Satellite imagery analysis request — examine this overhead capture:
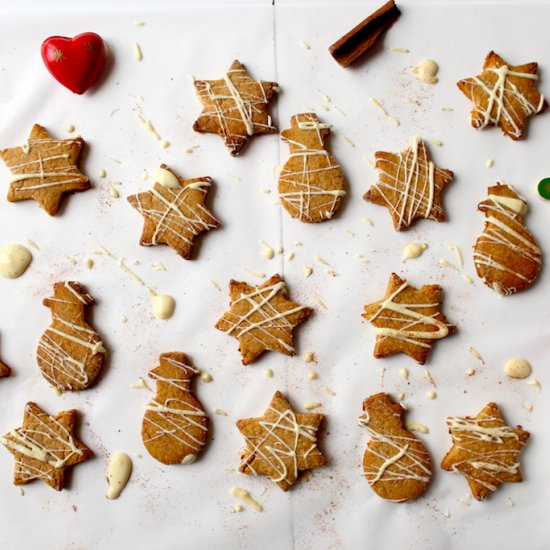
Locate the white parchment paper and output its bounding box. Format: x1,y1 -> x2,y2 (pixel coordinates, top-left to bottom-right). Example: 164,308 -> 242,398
0,3 -> 549,549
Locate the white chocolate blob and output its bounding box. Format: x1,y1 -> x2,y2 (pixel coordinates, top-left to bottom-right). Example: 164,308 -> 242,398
504,358 -> 532,379
0,244 -> 32,278
153,294 -> 176,320
106,452 -> 132,499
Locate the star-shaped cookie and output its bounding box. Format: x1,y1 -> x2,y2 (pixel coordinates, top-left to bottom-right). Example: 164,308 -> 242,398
0,360 -> 9,378
215,274 -> 312,365
0,124 -> 90,215
458,51 -> 547,140
193,60 -> 278,156
127,164 -> 219,260
236,391 -> 326,491
363,137 -> 453,231
441,403 -> 530,501
362,273 -> 456,365
0,402 -> 93,491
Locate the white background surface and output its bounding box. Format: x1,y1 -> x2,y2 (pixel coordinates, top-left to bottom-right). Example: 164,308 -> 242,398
0,2 -> 549,549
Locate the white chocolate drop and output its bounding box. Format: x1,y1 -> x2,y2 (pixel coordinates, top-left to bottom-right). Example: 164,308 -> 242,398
0,244 -> 32,278
153,294 -> 175,320
412,59 -> 439,84
401,242 -> 428,262
399,368 -> 409,380
406,422 -> 429,434
231,487 -> 263,512
106,452 -> 132,499
504,358 -> 532,379
154,167 -> 181,189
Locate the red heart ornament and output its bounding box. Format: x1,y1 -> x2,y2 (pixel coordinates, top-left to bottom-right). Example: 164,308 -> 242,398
41,32 -> 106,95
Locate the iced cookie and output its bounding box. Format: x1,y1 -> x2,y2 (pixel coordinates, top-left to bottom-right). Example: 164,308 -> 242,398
142,352 -> 208,465
473,183 -> 541,295
457,51 -> 547,140
363,137 -> 453,230
279,113 -> 346,222
359,393 -> 432,502
37,281 -> 106,391
362,273 -> 455,364
215,274 -> 312,365
236,390 -> 325,491
0,402 -> 92,491
193,60 -> 278,156
441,402 -> 530,501
0,359 -> 10,378
127,165 -> 220,260
0,124 -> 90,215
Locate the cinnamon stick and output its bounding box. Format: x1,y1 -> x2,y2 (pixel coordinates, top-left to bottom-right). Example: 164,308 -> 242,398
329,0 -> 401,67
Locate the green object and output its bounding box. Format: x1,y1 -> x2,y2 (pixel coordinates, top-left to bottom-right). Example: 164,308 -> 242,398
537,177 -> 550,200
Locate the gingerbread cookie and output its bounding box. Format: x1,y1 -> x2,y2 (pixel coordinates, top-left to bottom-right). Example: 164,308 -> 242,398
278,113 -> 346,222
363,137 -> 453,230
193,60 -> 278,156
236,391 -> 325,491
142,352 -> 208,465
457,51 -> 547,140
0,402 -> 92,491
441,402 -> 530,501
37,282 -> 106,391
0,360 -> 10,378
362,273 -> 455,364
0,124 -> 89,215
127,165 -> 219,260
473,183 -> 541,295
359,393 -> 432,502
215,274 -> 312,365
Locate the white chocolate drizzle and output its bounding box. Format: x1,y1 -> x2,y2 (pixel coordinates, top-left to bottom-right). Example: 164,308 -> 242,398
106,452 -> 132,499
